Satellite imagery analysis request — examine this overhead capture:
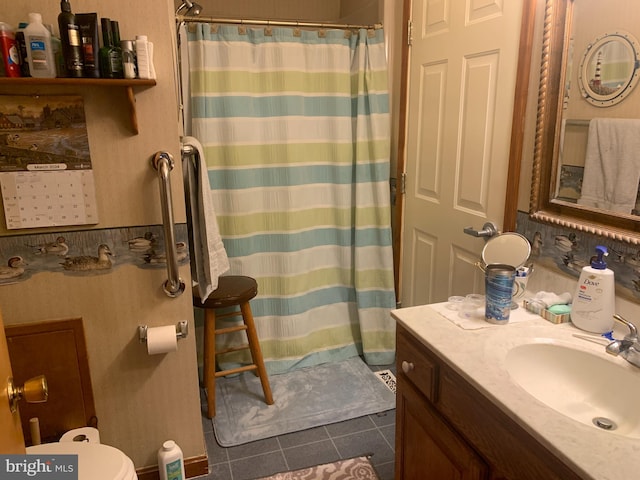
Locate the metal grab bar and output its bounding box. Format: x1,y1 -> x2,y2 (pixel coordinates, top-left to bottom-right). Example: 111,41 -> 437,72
151,151 -> 186,298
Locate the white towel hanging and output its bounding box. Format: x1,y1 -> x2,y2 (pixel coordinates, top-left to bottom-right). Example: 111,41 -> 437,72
578,118 -> 640,214
182,136 -> 230,301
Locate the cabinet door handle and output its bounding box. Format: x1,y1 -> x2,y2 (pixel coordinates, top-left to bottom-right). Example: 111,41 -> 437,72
402,360 -> 414,373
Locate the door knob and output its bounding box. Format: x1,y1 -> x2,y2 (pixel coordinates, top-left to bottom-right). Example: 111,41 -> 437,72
463,222 -> 499,240
6,375 -> 48,413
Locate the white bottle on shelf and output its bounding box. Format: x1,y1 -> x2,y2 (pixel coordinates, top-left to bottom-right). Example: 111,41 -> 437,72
135,34 -> 150,79
24,12 -> 56,78
147,41 -> 156,79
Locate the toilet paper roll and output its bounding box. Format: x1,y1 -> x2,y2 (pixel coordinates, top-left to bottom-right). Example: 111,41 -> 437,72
60,427 -> 101,444
146,325 -> 178,355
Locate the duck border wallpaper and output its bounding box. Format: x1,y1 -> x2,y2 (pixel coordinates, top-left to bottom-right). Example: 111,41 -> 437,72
0,224 -> 188,285
516,211 -> 640,302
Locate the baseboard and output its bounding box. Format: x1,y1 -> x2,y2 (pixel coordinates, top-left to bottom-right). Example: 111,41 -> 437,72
136,454 -> 208,480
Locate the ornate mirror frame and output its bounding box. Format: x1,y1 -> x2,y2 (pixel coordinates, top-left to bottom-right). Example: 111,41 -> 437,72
528,0 -> 640,245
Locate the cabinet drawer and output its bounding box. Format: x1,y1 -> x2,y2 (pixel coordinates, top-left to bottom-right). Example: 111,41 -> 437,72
397,326 -> 438,401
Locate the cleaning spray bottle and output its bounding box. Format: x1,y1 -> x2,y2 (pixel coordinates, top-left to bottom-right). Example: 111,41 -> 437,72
571,245 -> 615,333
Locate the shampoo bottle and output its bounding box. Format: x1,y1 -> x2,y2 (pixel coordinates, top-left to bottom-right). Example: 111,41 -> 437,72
24,13 -> 56,78
15,23 -> 30,77
571,245 -> 615,333
158,440 -> 185,480
76,13 -> 100,78
57,0 -> 83,77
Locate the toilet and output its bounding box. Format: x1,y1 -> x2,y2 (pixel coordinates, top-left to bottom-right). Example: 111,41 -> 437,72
26,440 -> 137,480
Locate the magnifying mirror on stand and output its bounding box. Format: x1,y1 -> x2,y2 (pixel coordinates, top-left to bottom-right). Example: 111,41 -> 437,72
480,232 -> 532,309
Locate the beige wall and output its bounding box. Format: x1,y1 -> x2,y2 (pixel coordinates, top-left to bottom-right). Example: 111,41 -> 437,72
0,0 -> 204,471
176,0 -> 342,22
173,0 -> 383,25
340,0 -> 382,24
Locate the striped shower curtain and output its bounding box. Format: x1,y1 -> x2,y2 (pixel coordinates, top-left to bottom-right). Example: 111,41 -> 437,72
186,23 -> 396,374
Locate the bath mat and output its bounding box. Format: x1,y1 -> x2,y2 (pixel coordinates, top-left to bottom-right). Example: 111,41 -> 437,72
256,455 -> 380,480
212,357 -> 396,447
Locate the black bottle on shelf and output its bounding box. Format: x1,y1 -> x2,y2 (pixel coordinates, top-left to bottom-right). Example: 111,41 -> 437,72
57,0 -> 83,77
15,23 -> 30,77
76,13 -> 100,78
110,20 -> 124,79
98,18 -> 123,79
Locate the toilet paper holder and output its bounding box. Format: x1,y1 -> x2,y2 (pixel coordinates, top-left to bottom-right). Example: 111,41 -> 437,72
138,321 -> 188,343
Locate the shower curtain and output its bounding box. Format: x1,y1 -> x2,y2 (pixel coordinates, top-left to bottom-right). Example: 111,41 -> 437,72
186,23 -> 396,374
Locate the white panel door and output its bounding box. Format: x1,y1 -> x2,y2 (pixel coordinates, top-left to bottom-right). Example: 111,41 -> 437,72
401,0 -> 524,306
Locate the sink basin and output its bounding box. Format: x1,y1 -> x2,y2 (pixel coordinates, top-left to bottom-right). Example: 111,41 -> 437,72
506,341 -> 640,437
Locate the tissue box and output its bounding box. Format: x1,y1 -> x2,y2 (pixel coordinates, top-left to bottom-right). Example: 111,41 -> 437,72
523,300 -> 571,324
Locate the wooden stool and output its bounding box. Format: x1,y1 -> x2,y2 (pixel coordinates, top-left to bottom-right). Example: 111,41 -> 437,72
193,275 -> 274,418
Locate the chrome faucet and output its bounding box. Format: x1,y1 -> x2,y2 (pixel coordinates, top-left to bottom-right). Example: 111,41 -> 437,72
606,315 -> 640,367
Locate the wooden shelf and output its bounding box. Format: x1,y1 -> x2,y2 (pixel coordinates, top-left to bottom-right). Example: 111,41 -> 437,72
0,77 -> 157,135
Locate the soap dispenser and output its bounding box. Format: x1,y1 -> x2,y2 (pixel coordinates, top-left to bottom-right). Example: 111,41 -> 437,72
571,245 -> 615,333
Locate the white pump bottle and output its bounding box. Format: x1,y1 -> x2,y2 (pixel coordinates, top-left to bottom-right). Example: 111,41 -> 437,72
571,245 -> 615,333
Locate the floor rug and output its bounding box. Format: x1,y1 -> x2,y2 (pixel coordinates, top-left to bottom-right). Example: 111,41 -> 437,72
255,456 -> 380,480
212,357 -> 396,447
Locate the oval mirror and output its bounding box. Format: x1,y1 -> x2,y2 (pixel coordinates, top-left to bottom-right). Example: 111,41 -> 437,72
482,232 -> 531,268
578,31 -> 640,107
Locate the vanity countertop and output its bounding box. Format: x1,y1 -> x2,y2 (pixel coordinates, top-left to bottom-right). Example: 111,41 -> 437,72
392,304 -> 640,480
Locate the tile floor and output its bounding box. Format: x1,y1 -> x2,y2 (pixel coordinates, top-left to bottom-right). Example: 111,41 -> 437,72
197,365 -> 396,480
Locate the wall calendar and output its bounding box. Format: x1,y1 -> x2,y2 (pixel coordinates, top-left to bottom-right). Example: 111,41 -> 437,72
0,94 -> 98,229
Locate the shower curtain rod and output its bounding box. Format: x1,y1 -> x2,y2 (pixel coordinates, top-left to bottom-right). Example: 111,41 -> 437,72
176,14 -> 382,31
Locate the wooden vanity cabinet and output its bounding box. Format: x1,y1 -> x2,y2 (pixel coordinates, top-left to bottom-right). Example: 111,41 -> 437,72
395,324 -> 584,480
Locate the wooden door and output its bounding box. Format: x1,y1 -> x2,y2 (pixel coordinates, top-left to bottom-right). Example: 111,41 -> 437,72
400,0 -> 525,306
0,309 -> 26,454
